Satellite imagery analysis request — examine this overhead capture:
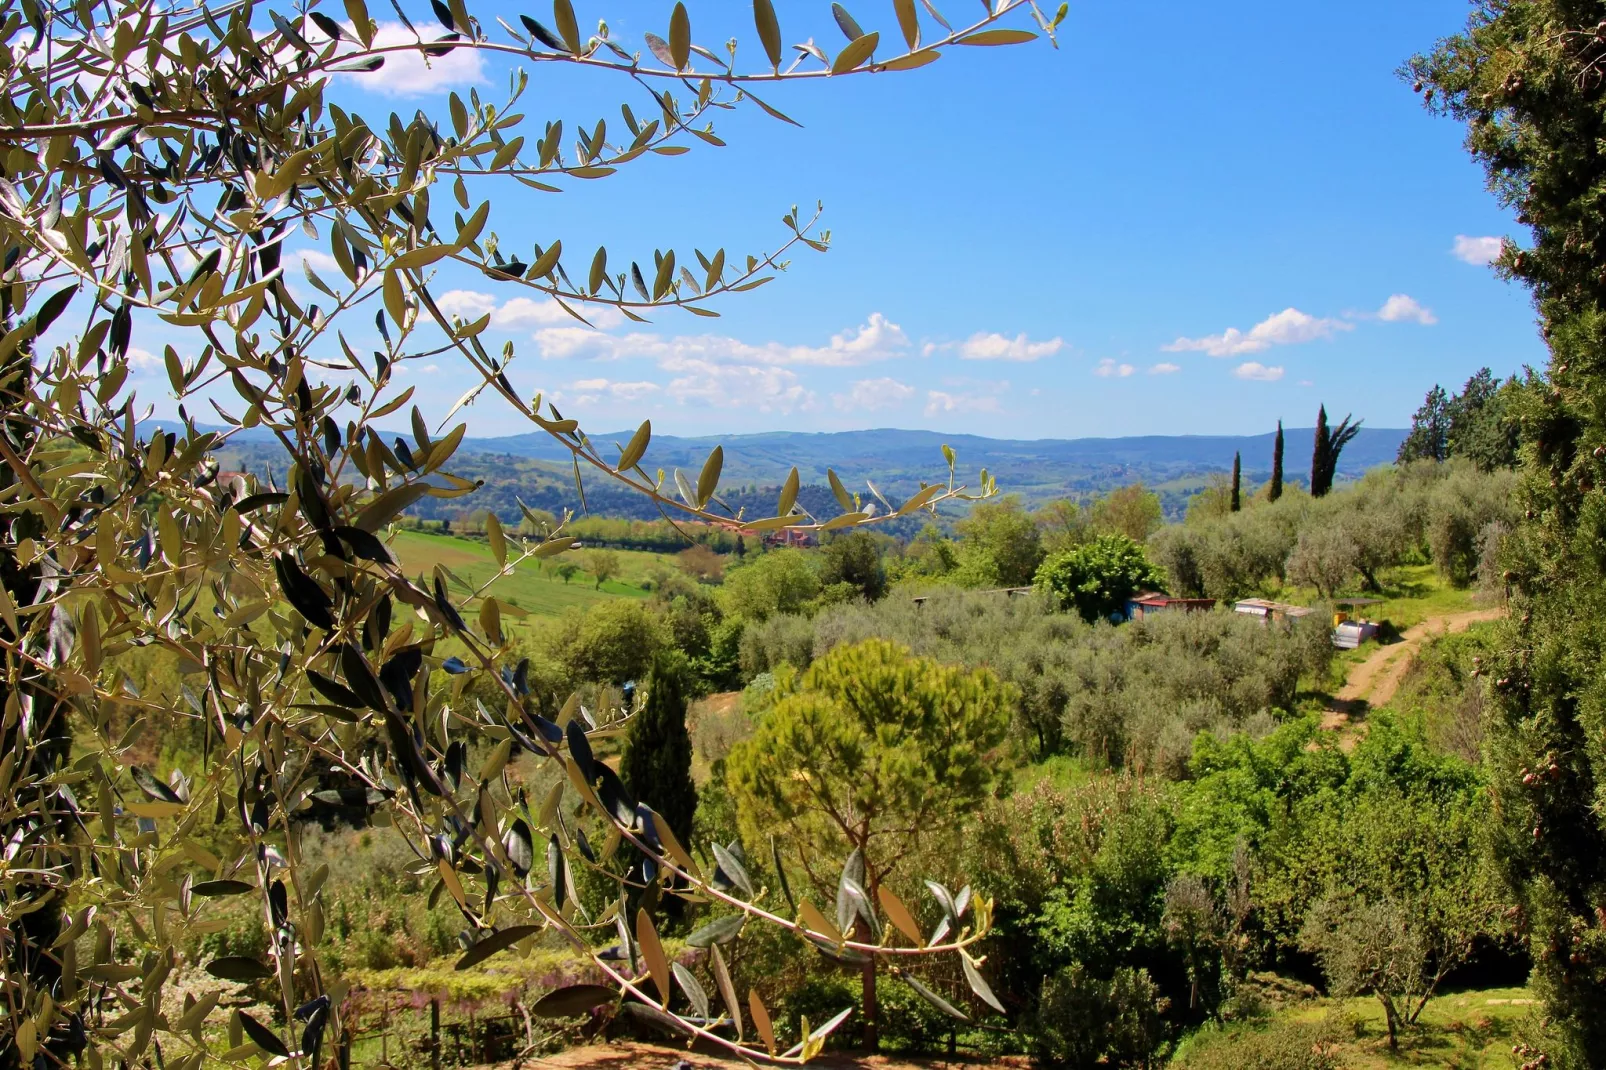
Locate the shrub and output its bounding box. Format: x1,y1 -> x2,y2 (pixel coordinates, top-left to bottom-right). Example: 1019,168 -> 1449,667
1172,1017 -> 1347,1070
1035,534 -> 1164,623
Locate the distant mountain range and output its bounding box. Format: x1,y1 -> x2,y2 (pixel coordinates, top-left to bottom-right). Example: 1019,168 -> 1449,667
195,423 -> 1408,522
454,426 -> 1408,492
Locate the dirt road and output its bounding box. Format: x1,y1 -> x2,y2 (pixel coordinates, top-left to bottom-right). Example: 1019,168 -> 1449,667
1321,606 -> 1505,737
517,1041 -> 1028,1070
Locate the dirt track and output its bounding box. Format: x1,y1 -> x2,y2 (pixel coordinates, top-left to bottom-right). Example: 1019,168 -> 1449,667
1321,606 -> 1505,738
517,1041 -> 1028,1070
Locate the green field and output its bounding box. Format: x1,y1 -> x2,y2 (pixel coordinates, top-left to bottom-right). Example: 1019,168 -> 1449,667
387,529 -> 679,618
1173,986 -> 1537,1069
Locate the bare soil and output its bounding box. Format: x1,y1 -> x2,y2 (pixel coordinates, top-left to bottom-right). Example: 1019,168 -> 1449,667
1321,606 -> 1505,745
513,1041 -> 1028,1070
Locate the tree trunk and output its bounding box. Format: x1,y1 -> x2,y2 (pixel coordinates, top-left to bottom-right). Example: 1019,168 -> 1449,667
861,952 -> 878,1051
1380,994 -> 1400,1050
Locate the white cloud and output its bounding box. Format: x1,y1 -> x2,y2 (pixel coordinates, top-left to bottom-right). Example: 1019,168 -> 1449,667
1452,235 -> 1503,265
1093,359 -> 1135,378
1148,362 -> 1182,375
335,21 -> 486,97
661,358 -> 813,412
833,377 -> 916,412
1164,307 -> 1351,357
532,312 -> 909,368
924,390 -> 1002,417
956,332 -> 1065,362
569,378 -> 662,404
126,346 -> 163,372
437,290 -> 626,330
1377,293 -> 1438,325
291,248 -> 343,279
1233,362 -> 1284,382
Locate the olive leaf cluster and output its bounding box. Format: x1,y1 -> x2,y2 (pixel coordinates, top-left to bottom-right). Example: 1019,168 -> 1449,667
0,0 -> 1051,1065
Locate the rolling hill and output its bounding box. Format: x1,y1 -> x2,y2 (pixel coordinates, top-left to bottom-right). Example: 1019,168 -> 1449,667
195,424 -> 1409,522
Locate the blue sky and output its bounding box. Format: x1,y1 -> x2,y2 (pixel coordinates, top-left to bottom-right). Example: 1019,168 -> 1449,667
146,0 -> 1545,439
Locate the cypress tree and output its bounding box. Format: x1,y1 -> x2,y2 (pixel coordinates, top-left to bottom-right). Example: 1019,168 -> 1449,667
1310,405 -> 1330,497
1269,421 -> 1284,502
1230,452 -> 1241,512
620,657 -> 697,848
1310,406 -> 1363,498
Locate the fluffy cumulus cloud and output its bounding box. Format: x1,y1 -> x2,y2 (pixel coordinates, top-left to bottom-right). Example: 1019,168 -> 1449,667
1093,359 -> 1135,378
1148,362 -> 1182,375
924,391 -> 1002,417
956,331 -> 1065,362
568,378 -> 662,404
1164,308 -> 1352,357
662,358 -> 813,412
833,377 -> 917,412
1233,362 -> 1284,382
290,248 -> 343,279
530,312 -> 909,367
436,291 -> 626,330
1377,293 -> 1438,325
336,21 -> 486,97
1452,234 -> 1503,265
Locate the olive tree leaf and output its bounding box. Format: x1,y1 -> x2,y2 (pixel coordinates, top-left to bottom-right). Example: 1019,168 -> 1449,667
206,957 -> 275,982
752,0 -> 782,68
749,988 -> 776,1054
899,971 -> 969,1021
238,1012 -> 289,1058
710,842 -> 753,897
961,953 -> 1006,1015
830,3 -> 863,40
710,943 -> 742,1039
635,908 -> 671,1007
531,985 -> 616,1018
831,31 -> 878,74
454,925 -> 542,970
877,886 -> 923,946
671,962 -> 709,1019
687,914 -> 745,947
668,2 -> 690,69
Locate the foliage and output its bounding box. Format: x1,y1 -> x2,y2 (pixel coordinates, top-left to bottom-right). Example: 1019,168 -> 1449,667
1034,534 -> 1163,623
620,659 -> 698,848
0,0 -> 1042,1063
1091,483 -> 1165,544
1033,964 -> 1169,1067
584,549 -> 622,589
1399,368 -> 1523,471
1230,453 -> 1242,513
727,638 -> 1015,1046
954,494 -> 1045,587
1270,421 -> 1285,502
1283,525 -> 1360,598
1411,9 -> 1606,1037
1171,1016 -> 1347,1070
720,549 -> 821,622
819,530 -> 887,602
1309,406 -> 1362,498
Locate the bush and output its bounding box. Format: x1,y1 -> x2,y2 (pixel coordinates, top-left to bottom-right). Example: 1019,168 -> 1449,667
1033,964 -> 1169,1067
1172,1016 -> 1348,1070
1035,534 -> 1164,623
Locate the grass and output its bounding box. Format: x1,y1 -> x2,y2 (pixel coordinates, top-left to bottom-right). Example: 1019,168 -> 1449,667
1269,564 -> 1485,636
1173,986 -> 1537,1069
388,529 -> 676,618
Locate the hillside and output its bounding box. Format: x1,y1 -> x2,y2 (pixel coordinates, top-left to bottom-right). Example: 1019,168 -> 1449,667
205,424 -> 1408,522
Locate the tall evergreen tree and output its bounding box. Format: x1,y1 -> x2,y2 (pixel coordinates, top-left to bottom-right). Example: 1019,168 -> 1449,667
1230,452 -> 1242,512
1398,384 -> 1452,463
620,657 -> 698,849
1310,406 -> 1363,498
1310,405 -> 1330,496
1414,5 -> 1606,1061
1270,421 -> 1285,501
